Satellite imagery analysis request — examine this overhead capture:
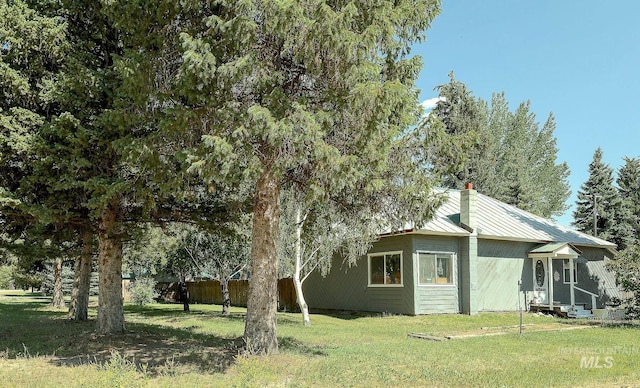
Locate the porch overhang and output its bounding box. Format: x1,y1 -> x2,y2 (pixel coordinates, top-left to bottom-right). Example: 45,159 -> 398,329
528,242 -> 581,259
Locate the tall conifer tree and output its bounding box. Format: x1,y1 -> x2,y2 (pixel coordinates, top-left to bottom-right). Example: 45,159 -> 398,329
175,0 -> 442,354
430,79 -> 570,218
1,0 -> 186,332
429,72 -> 482,186
573,148 -> 633,249
617,157 -> 640,242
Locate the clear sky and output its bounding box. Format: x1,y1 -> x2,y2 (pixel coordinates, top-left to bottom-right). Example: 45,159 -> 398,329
413,1 -> 640,226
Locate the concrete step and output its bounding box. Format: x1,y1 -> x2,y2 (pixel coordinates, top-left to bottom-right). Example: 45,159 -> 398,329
567,305 -> 593,319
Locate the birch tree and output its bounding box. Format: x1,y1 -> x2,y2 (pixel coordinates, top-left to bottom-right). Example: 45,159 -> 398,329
278,190 -> 379,326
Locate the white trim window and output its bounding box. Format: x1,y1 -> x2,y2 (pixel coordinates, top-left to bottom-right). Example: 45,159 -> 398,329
418,251 -> 455,285
368,251 -> 403,287
563,259 -> 578,284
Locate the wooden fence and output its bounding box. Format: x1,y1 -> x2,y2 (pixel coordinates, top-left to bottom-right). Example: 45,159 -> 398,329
183,278 -> 299,312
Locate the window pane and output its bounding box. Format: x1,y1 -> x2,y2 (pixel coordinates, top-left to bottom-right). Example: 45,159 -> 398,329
370,256 -> 384,284
418,253 -> 436,284
386,254 -> 401,284
419,253 -> 453,285
436,255 -> 452,284
563,259 -> 577,283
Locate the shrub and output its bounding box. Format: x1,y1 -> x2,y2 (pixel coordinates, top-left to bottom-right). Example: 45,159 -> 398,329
127,277 -> 158,306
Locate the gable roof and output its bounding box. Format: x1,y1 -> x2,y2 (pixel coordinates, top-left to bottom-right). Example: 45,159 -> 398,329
412,190 -> 616,250
528,242 -> 581,258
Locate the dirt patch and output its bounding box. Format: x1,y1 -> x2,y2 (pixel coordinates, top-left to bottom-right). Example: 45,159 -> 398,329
409,322 -> 594,341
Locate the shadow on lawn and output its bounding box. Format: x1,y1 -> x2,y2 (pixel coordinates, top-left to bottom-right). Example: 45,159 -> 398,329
52,323 -> 244,375
125,304 -> 248,321
279,337 -> 327,357
0,296 -> 241,375
1,295 -> 326,375
309,308 -> 382,320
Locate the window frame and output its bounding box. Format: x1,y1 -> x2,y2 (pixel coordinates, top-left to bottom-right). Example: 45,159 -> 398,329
367,251 -> 404,287
416,250 -> 456,287
563,259 -> 578,284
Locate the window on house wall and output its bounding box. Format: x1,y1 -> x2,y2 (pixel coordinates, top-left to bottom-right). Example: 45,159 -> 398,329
368,251 -> 403,286
563,259 -> 578,284
418,252 -> 454,285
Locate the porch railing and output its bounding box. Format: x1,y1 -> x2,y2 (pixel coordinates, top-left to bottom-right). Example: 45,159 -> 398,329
573,286 -> 598,309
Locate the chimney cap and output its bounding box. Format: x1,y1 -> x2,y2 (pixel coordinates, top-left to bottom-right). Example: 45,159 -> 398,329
465,182 -> 474,190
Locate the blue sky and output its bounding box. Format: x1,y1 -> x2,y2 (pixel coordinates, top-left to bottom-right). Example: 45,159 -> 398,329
413,1 -> 640,226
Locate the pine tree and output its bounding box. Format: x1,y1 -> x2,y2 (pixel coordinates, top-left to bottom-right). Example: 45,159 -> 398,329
499,107 -> 570,218
429,72 -> 482,186
173,0 -> 442,354
617,157 -> 640,242
573,148 -> 633,249
1,0 -> 189,333
527,114 -> 571,217
430,80 -> 571,218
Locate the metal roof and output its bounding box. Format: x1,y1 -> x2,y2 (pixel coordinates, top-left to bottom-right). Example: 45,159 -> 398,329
414,190 -> 616,250
586,259 -> 628,301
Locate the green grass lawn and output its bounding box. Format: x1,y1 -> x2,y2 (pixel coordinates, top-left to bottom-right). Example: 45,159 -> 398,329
1,290 -> 639,387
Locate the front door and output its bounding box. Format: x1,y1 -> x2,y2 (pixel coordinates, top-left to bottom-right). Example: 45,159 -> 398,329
532,259 -> 548,305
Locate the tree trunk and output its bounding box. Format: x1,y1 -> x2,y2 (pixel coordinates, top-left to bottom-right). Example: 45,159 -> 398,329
221,278 -> 230,315
96,202 -> 125,334
293,275 -> 309,326
49,256 -> 66,309
69,229 -> 93,321
294,207 -> 310,326
244,165 -> 281,355
179,278 -> 189,312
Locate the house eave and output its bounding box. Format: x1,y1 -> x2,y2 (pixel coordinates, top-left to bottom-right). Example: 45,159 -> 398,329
411,230 -> 470,237
478,234 -> 616,253
379,229 -> 469,239
377,230 -> 617,255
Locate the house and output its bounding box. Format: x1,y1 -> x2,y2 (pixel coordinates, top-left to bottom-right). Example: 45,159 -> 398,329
303,184 -> 620,317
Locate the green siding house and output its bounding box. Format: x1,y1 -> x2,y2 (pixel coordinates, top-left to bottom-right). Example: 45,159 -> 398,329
303,185 -> 619,316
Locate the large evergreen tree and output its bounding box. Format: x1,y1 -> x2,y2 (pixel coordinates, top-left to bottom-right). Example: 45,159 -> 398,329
174,0 -> 442,354
428,72 -> 482,186
0,0 -> 85,310
497,104 -> 570,217
1,0 -> 189,333
573,148 -> 633,249
617,156 -> 640,242
430,79 -> 571,218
